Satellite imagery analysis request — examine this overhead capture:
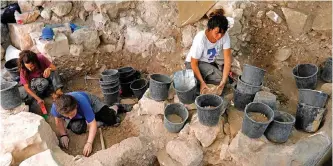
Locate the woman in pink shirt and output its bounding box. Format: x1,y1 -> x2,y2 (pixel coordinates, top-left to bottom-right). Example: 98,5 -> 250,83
18,50 -> 63,104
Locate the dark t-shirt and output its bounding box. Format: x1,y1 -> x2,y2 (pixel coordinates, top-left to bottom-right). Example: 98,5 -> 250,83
19,54 -> 51,85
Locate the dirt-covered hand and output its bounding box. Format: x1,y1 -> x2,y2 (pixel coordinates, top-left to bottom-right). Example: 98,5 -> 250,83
200,82 -> 209,94
60,135 -> 69,149
43,68 -> 51,78
216,81 -> 225,96
83,142 -> 92,157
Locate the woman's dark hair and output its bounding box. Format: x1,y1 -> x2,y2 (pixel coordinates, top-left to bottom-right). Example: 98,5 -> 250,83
207,9 -> 229,34
18,50 -> 42,81
55,94 -> 78,115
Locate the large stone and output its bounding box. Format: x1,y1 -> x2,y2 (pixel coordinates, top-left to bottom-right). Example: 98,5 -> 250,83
320,83 -> 332,96
0,153 -> 13,166
70,28 -> 100,51
140,1 -> 163,27
100,22 -> 121,44
157,149 -> 181,166
36,33 -> 70,58
20,149 -> 59,166
0,112 -> 58,165
98,44 -> 116,53
93,11 -> 110,31
227,107 -> 244,138
181,25 -> 196,48
0,103 -> 29,118
266,10 -> 282,24
77,137 -> 157,166
138,91 -> 166,115
40,8 -> 52,20
18,1 -> 36,13
282,8 -> 309,35
190,114 -> 222,148
312,7 -> 332,31
229,20 -> 242,35
232,9 -> 243,21
155,37 -> 176,53
51,2 -> 72,17
275,48 -> 292,61
16,10 -> 40,24
69,44 -> 83,56
83,2 -> 96,12
8,22 -> 44,50
166,138 -> 203,166
124,26 -> 158,54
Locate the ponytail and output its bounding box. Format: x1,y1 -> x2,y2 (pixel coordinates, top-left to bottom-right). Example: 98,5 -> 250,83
208,9 -> 225,18
207,9 -> 228,34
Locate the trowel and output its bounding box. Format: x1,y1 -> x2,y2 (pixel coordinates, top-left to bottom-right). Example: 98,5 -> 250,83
39,103 -> 48,120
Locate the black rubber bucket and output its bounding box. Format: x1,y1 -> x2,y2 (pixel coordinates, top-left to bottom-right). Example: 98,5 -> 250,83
164,103 -> 189,133
321,57 -> 332,83
99,78 -> 118,87
100,82 -> 120,93
264,111 -> 295,143
253,91 -> 277,110
173,82 -> 197,104
1,81 -> 22,110
241,64 -> 266,86
237,76 -> 262,94
103,90 -> 120,105
149,74 -> 172,101
120,81 -> 134,97
101,69 -> 119,82
298,89 -> 328,108
120,70 -> 140,83
241,102 -> 275,138
295,103 -> 326,133
233,85 -> 255,110
118,66 -> 134,77
4,58 -> 20,81
130,79 -> 148,99
292,64 -> 318,89
195,94 -> 224,126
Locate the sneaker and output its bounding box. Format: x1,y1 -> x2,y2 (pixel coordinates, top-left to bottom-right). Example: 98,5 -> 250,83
114,103 -> 133,114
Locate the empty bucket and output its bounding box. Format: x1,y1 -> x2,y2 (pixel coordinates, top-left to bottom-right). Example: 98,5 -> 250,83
233,85 -> 255,110
120,81 -> 134,97
120,70 -> 140,83
99,78 -> 118,86
130,79 -> 148,99
264,111 -> 295,143
149,74 -> 172,101
103,90 -> 120,105
295,103 -> 326,133
101,69 -> 119,82
173,69 -> 197,104
1,81 -> 22,110
100,82 -> 120,93
195,94 -> 224,126
237,76 -> 262,94
242,102 -> 274,138
241,64 -> 266,86
298,89 -> 328,108
254,91 -> 277,110
118,66 -> 134,77
4,58 -> 20,81
164,103 -> 189,133
321,57 -> 332,83
292,64 -> 318,89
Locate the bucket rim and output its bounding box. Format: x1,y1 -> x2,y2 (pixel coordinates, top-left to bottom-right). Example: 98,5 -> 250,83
297,102 -> 323,109
195,94 -> 223,110
164,103 -> 189,124
238,76 -> 263,88
100,82 -> 120,89
130,79 -> 148,90
102,89 -> 120,95
244,102 -> 275,124
244,64 -> 267,72
292,63 -> 318,78
150,74 -> 172,84
273,111 -> 296,125
298,89 -> 329,98
0,81 -> 18,92
101,69 -> 119,76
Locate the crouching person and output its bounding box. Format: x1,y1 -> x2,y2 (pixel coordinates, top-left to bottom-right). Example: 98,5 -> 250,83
51,91 -> 130,156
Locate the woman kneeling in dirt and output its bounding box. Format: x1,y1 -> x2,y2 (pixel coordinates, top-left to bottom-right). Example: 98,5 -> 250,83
19,50 -> 63,104
51,91 -> 131,156
185,9 -> 232,95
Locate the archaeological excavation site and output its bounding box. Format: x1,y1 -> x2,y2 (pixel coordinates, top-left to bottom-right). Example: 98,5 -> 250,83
0,1 -> 332,166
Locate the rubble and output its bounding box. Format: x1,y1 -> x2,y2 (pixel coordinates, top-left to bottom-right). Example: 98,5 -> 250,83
124,26 -> 158,54
229,20 -> 242,35
51,2 -> 72,17
155,37 -> 176,53
36,33 -> 70,58
181,25 -> 196,48
233,9 -> 244,21
70,28 -> 100,51
8,22 -> 44,50
281,8 -> 309,34
312,7 -> 332,31
157,149 -> 181,166
93,12 -> 110,31
275,48 -> 292,61
41,8 -> 52,20
98,44 -> 116,53
69,44 -> 83,56
266,10 -> 282,24
84,2 -> 96,12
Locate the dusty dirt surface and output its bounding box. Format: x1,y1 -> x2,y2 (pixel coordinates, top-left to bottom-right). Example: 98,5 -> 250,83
248,112 -> 269,122
166,114 -> 183,123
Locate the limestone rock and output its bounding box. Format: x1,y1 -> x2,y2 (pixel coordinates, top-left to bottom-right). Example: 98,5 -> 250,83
51,2 -> 72,17
41,8 -> 52,20
116,35 -> 125,52
119,16 -> 135,29
98,44 -> 116,53
17,10 -> 40,24
18,1 -> 35,13
181,25 -> 196,48
256,11 -> 265,19
100,22 -> 121,44
166,138 -> 203,166
124,26 -> 158,54
312,7 -> 332,31
84,2 -> 96,12
275,48 -> 291,61
79,10 -> 88,21
70,28 -> 100,51
51,15 -> 61,23
206,1 -> 234,17
229,20 -> 242,35
320,83 -> 332,96
1,46 -> 4,60
190,114 -> 222,148
93,12 -> 110,31
140,1 -> 163,27
36,33 -> 70,58
138,91 -> 166,115
266,10 -> 282,24
282,7 -> 309,35
0,103 -> 29,118
69,44 -> 83,56
233,9 -> 243,21
227,107 -> 244,138
0,112 -> 58,165
52,24 -> 72,37
8,22 -> 44,50
157,149 -> 181,166
0,153 -> 13,166
20,150 -> 59,166
155,37 -> 176,53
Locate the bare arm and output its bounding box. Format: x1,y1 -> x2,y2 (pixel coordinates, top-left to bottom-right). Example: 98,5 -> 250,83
191,57 -> 205,84
48,63 -> 57,71
86,119 -> 97,144
55,117 -> 67,136
221,49 -> 232,84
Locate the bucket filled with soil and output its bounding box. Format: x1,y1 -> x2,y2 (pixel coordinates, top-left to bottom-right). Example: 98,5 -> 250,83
164,103 -> 189,133
242,102 -> 274,138
321,57 -> 332,83
292,64 -> 318,89
173,69 -> 197,104
149,74 -> 172,101
1,81 -> 22,110
241,64 -> 266,86
295,103 -> 326,133
195,94 -> 224,126
264,111 -> 295,143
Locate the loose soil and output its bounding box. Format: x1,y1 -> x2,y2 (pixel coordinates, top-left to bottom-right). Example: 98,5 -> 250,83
248,112 -> 269,122
167,114 -> 183,123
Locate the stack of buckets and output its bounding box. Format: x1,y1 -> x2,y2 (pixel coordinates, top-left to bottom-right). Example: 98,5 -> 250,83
234,64 -> 265,110
118,67 -> 141,97
4,58 -> 20,82
100,69 -> 120,105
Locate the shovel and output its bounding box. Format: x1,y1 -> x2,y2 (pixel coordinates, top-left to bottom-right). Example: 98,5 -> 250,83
39,103 -> 48,120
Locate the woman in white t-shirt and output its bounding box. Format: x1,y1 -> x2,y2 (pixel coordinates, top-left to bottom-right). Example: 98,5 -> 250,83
185,9 -> 231,95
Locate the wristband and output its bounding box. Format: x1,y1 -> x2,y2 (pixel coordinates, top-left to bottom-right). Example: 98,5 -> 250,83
60,134 -> 68,138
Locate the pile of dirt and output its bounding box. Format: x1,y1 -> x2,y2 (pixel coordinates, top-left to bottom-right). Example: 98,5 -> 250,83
248,112 -> 269,122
